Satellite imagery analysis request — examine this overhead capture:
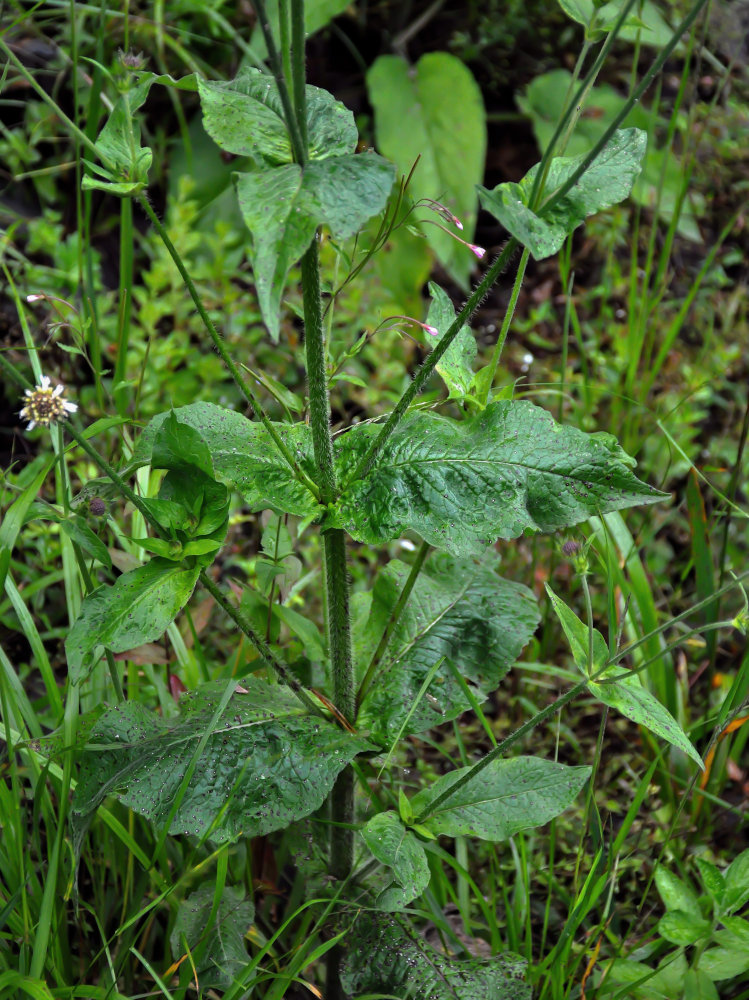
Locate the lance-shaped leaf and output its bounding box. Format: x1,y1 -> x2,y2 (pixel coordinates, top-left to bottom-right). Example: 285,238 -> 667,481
412,756 -> 591,841
478,128 -> 646,259
170,884 -> 254,990
425,282 -> 477,400
329,400 -> 665,555
546,585 -> 703,768
135,402 -> 320,519
342,913 -> 531,999
72,679 -> 374,850
361,811 -> 430,911
355,554 -> 539,741
235,152 -> 394,339
66,558 -> 200,684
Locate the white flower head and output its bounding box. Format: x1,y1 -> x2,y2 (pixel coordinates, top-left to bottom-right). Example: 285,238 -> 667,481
19,374 -> 78,431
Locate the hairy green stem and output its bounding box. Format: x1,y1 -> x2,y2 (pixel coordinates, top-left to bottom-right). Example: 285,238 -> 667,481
356,540 -> 430,711
479,246 -> 529,406
345,238 -> 519,486
137,195 -> 320,501
300,240 -> 337,501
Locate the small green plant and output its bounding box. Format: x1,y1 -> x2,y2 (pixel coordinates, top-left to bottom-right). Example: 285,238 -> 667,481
4,0 -> 745,997
602,850 -> 749,997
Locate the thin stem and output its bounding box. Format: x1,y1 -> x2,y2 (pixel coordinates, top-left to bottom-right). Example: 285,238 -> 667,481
581,573 -> 595,677
356,540 -> 430,711
0,38 -> 110,169
198,572 -> 324,716
345,239 -> 519,487
250,0 -> 306,164
137,195 -> 321,502
479,246 -> 529,406
539,0 -> 711,219
113,197 -> 134,415
290,0 -> 308,155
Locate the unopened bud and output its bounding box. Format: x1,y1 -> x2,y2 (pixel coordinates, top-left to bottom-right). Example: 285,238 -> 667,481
89,497 -> 107,516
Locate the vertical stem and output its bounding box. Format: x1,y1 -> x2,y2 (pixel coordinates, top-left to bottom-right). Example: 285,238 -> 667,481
114,197 -> 133,415
300,241 -> 336,502
290,0 -> 308,153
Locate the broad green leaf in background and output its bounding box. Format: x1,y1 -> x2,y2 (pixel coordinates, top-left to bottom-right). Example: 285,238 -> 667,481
135,403 -> 320,518
170,884 -> 254,990
425,282 -> 477,400
696,858 -> 725,904
547,586 -> 703,767
72,679 -> 374,846
342,913 -> 531,1000
65,558 -> 200,684
361,811 -> 430,911
367,52 -> 487,287
329,399 -> 664,554
355,554 -> 539,741
411,756 -> 591,840
478,128 -> 646,259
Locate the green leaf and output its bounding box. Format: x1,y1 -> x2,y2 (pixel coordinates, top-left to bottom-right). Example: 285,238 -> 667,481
589,669 -> 703,768
361,811 -> 430,911
658,910 -> 711,946
425,282 -> 477,399
170,883 -> 254,990
367,52 -> 486,286
342,913 -> 531,999
135,403 -> 320,519
545,584 -> 608,676
724,848 -> 749,913
235,153 -> 394,339
479,128 -> 646,259
355,554 -> 539,741
72,679 -> 373,846
151,411 -> 214,476
546,586 -> 702,767
65,558 -> 200,684
330,400 -> 664,554
714,916 -> 749,950
696,858 -> 725,904
199,68 -> 357,166
699,947 -> 749,982
82,77 -> 155,193
684,968 -> 720,1000
59,516 -> 111,569
655,867 -> 702,917
412,756 -> 591,841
